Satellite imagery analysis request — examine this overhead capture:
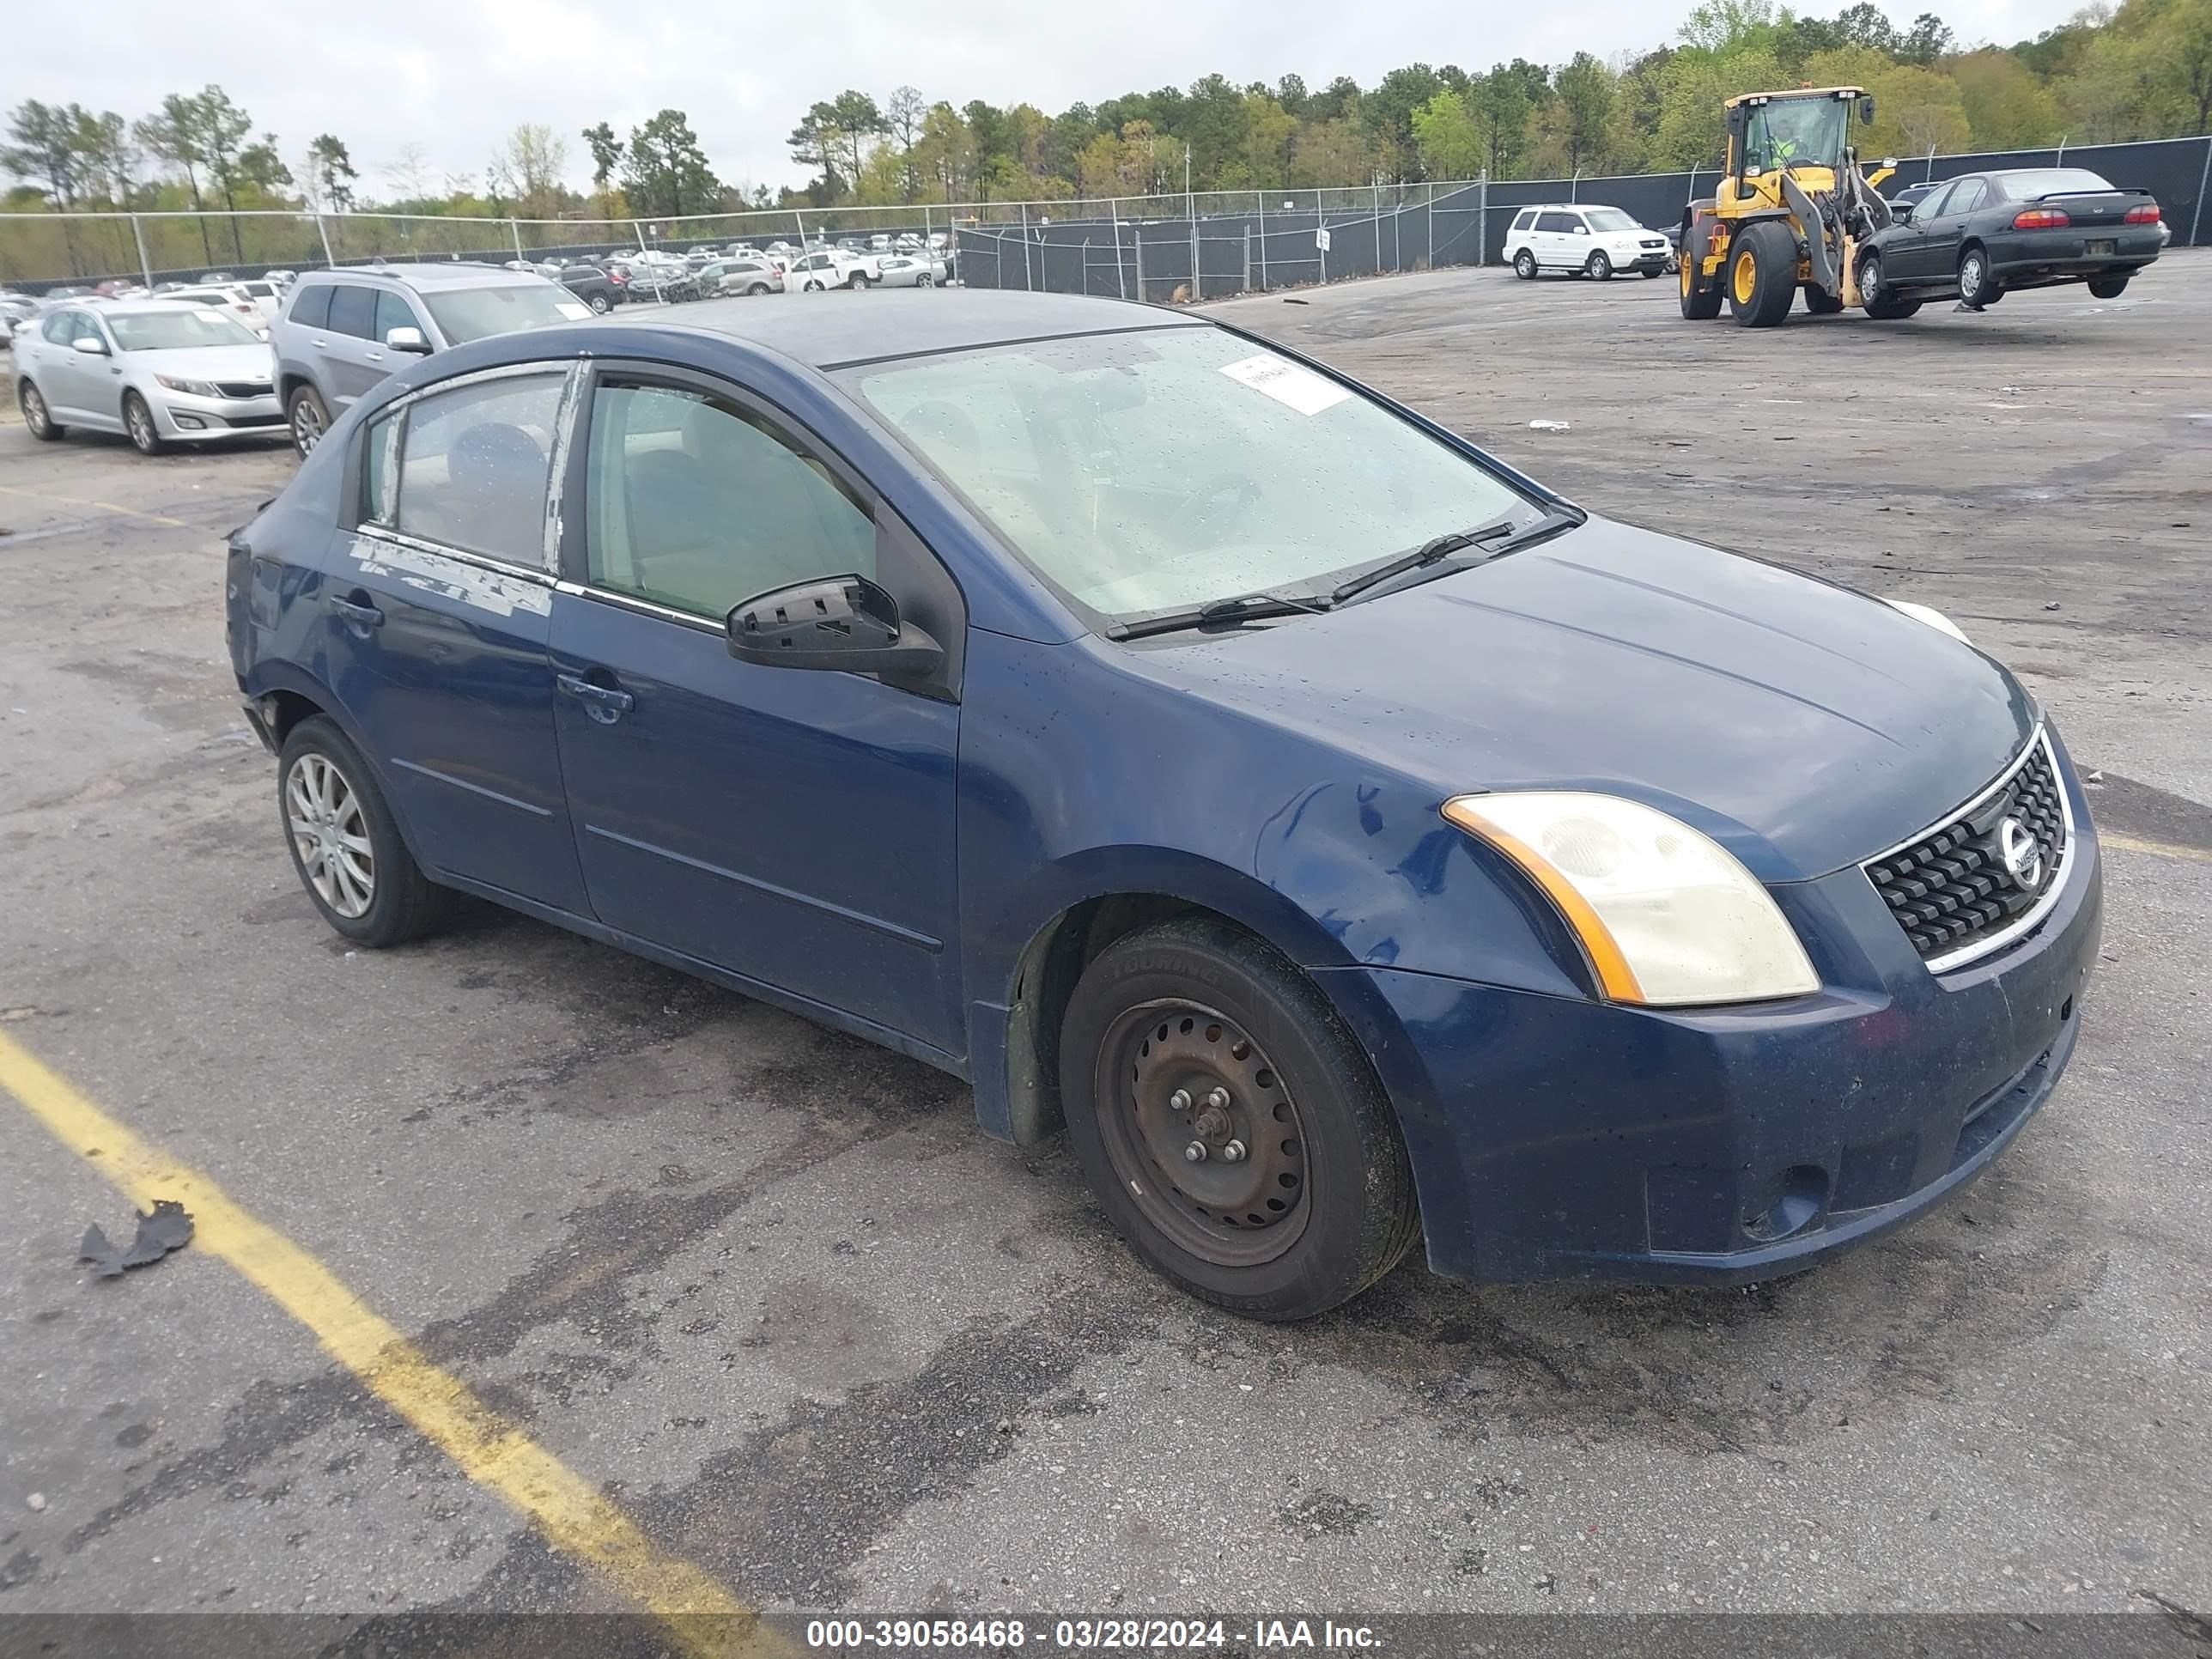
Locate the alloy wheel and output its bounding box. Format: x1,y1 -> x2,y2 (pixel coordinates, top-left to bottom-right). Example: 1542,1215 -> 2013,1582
292,396 -> 325,454
127,399 -> 157,453
286,752 -> 374,918
21,383 -> 49,436
1095,1000 -> 1311,1268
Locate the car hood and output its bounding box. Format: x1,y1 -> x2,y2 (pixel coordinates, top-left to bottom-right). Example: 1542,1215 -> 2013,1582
126,343 -> 274,380
1136,517 -> 2036,883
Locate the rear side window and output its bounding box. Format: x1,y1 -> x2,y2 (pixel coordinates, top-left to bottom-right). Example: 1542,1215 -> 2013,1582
1510,211 -> 1536,233
392,373 -> 566,565
288,283 -> 332,328
327,284 -> 378,339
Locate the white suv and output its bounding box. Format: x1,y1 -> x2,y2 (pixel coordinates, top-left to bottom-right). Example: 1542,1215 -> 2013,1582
1504,205 -> 1673,281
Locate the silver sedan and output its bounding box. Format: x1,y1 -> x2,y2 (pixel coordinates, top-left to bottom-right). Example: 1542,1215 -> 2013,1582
872,253 -> 951,289
12,301 -> 284,455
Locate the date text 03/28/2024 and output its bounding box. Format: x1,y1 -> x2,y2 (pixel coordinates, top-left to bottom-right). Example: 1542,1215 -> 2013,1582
804,1619 -> 1380,1649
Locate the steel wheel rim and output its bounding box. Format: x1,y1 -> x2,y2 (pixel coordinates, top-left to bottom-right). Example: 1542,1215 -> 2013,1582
1732,249 -> 1758,304
1096,1000 -> 1311,1268
286,753 -> 374,918
1961,252 -> 1984,296
293,398 -> 324,453
1863,255 -> 1881,301
1516,252 -> 1534,277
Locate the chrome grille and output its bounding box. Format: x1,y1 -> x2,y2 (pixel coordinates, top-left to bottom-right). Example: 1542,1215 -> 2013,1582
216,380 -> 273,399
1863,730 -> 2071,970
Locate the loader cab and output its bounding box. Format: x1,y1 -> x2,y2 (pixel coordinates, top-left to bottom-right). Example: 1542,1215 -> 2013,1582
1723,88 -> 1875,206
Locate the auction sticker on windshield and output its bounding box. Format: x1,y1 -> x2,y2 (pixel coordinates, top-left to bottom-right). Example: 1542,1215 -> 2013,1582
556,301 -> 592,320
1218,353 -> 1351,416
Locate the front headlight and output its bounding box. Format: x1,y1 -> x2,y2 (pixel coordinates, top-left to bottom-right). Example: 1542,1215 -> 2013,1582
1883,599 -> 1970,644
1441,792 -> 1820,1006
155,374 -> 220,398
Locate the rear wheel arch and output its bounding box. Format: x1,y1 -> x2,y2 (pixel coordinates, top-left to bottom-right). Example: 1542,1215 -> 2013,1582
246,672 -> 431,868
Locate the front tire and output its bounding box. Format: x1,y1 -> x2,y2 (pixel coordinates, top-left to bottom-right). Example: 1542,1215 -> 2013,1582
588,293 -> 611,313
1728,221 -> 1799,326
18,379 -> 63,441
1060,916 -> 1420,1320
1513,248 -> 1538,281
287,385 -> 331,459
277,717 -> 456,948
124,391 -> 167,455
1679,237 -> 1723,319
1587,250 -> 1613,281
1958,245 -> 2002,309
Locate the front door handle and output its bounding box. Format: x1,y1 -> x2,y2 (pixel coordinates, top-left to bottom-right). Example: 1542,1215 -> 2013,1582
328,593 -> 384,631
556,672 -> 635,723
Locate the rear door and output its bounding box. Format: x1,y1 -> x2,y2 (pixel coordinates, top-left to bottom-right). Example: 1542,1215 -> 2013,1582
319,364 -> 592,914
545,364 -> 966,1054
319,283 -> 397,409
1534,211 -> 1581,268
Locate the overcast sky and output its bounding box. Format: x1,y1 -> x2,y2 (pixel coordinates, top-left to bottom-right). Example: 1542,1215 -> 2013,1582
46,0 -> 2088,196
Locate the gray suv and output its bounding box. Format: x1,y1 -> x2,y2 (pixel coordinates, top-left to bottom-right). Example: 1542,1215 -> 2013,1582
272,263 -> 585,455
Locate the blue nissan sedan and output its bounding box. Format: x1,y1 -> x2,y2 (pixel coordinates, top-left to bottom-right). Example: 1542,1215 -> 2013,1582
227,290 -> 2100,1319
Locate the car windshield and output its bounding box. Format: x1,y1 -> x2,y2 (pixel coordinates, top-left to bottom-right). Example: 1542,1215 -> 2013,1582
107,307 -> 262,349
1583,208 -> 1638,231
837,325 -> 1539,622
1745,97 -> 1849,171
1995,168 -> 2114,199
422,283 -> 586,343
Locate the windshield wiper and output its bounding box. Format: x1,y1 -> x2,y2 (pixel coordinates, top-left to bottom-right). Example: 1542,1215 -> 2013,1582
1106,589 -> 1333,641
1330,508 -> 1586,607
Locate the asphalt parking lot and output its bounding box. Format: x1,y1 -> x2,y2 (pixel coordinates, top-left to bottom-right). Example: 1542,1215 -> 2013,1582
2,259 -> 2209,1643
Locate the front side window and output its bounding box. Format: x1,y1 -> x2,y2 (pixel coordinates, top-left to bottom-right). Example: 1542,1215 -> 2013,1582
392,373 -> 565,564
327,284 -> 378,339
422,284 -> 585,344
1535,211 -> 1579,234
41,311 -> 80,344
374,289 -> 420,343
583,382 -> 875,619
1919,180 -> 1960,219
838,325 -> 1537,623
1945,179 -> 1987,216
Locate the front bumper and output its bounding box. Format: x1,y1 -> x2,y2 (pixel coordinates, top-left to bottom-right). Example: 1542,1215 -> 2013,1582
153,388 -> 284,440
1334,752 -> 2104,1285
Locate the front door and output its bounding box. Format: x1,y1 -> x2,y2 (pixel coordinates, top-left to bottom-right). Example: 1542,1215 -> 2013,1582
40,310 -> 120,427
548,369 -> 964,1054
1916,176 -> 1984,286
1888,180 -> 1958,283
318,365 -> 591,915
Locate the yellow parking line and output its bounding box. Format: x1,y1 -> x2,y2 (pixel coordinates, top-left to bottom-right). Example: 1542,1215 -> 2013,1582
0,1030 -> 785,1658
0,482 -> 190,528
2104,832 -> 2212,864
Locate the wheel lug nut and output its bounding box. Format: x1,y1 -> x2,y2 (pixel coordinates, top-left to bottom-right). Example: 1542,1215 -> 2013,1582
1222,1139 -> 1247,1163
1183,1141 -> 1207,1163
1169,1088 -> 1193,1113
1206,1086 -> 1231,1111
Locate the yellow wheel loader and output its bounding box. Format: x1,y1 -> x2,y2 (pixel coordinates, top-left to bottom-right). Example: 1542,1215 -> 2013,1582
1679,88 -> 1905,326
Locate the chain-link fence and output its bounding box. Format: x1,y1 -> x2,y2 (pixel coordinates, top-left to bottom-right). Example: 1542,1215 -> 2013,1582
4,134 -> 2206,296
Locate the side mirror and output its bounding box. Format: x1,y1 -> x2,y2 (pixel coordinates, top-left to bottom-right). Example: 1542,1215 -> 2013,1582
1572,224 -> 1589,235
1861,95 -> 1876,125
1892,204 -> 1915,223
385,325 -> 430,354
72,335 -> 109,356
727,574 -> 944,678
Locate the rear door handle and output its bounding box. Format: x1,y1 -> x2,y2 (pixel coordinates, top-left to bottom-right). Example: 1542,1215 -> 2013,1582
328,594 -> 383,629
556,672 -> 635,722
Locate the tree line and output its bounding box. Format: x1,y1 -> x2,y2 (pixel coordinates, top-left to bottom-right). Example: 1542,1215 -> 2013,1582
5,0 -> 2209,240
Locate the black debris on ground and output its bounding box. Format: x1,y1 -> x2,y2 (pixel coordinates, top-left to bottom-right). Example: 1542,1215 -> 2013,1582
79,1200 -> 194,1279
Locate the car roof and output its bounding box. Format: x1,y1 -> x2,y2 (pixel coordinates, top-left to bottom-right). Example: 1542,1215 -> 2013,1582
603,289 -> 1193,369
299,263 -> 539,293
93,299 -> 254,318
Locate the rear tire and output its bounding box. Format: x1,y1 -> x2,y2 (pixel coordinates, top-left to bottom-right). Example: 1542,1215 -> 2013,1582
2087,273 -> 2130,299
276,717 -> 456,949
1957,245 -> 2002,309
19,379 -> 63,441
1513,248 -> 1538,281
1728,221 -> 1799,327
1060,915 -> 1420,1321
588,293 -> 611,313
1587,250 -> 1613,281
